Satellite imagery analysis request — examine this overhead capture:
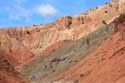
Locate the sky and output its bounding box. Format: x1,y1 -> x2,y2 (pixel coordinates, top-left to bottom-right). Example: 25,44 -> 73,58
0,0 -> 112,28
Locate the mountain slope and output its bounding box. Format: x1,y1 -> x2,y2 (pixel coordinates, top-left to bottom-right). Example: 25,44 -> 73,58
19,20 -> 115,83
1,1 -> 124,58
0,0 -> 125,83
51,14 -> 125,83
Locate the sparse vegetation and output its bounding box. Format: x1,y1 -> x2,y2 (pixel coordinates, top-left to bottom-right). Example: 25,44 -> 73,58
109,3 -> 113,7
104,10 -> 108,13
115,6 -> 119,10
80,74 -> 84,77
106,2 -> 108,4
95,7 -> 98,9
102,20 -> 107,25
40,24 -> 43,25
33,24 -> 36,27
74,80 -> 79,83
26,31 -> 31,34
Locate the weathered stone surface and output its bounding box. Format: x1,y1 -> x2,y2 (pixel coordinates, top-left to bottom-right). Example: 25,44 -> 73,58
0,50 -> 31,83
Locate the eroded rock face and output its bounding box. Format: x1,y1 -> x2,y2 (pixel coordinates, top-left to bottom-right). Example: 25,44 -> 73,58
0,50 -> 31,83
0,1 -> 124,68
0,15 -> 99,58
0,1 -> 125,83
0,34 -> 34,67
0,50 -> 15,72
50,14 -> 125,83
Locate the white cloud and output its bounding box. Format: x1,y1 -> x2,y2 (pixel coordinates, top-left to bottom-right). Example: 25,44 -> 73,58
2,1 -> 58,22
8,5 -> 31,22
4,0 -> 32,22
35,4 -> 58,17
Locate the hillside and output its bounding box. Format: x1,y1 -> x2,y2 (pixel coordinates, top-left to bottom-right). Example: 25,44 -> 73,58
0,0 -> 125,83
0,1 -> 123,67
19,22 -> 114,82
51,14 -> 125,83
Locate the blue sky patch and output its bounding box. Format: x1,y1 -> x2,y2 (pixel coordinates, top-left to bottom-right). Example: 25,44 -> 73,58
0,0 -> 112,27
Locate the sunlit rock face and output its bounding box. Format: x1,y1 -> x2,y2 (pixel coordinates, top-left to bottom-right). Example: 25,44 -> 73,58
113,0 -> 125,12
